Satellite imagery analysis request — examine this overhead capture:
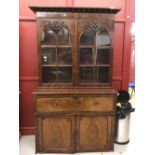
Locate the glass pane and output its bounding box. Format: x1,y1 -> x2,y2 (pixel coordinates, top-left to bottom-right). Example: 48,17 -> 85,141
57,67 -> 72,83
41,48 -> 56,64
57,48 -> 72,65
57,28 -> 71,45
80,67 -> 94,83
96,48 -> 110,65
96,30 -> 110,46
41,29 -> 56,45
79,48 -> 93,65
80,30 -> 95,45
42,67 -> 72,83
95,67 -> 109,83
42,67 -> 57,83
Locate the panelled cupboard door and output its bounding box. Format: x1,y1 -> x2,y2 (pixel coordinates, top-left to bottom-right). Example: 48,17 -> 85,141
36,116 -> 75,153
76,115 -> 115,152
37,19 -> 76,86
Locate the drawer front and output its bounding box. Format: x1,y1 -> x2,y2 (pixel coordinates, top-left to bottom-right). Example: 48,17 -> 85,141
36,97 -> 115,113
36,97 -> 77,112
79,97 -> 115,111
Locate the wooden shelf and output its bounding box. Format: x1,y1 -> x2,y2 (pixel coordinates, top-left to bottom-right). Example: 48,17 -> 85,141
41,45 -> 72,48
79,64 -> 110,67
96,64 -> 110,67
41,83 -> 72,86
97,45 -> 110,49
79,83 -> 109,85
79,65 -> 93,67
79,45 -> 94,48
41,64 -> 72,67
79,45 -> 110,49
41,45 -> 56,48
57,45 -> 72,48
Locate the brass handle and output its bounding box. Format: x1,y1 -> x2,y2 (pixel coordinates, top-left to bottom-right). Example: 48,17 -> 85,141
53,103 -> 58,106
93,102 -> 98,106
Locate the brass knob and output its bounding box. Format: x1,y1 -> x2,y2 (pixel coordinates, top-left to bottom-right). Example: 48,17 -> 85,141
54,103 -> 58,106
93,102 -> 98,106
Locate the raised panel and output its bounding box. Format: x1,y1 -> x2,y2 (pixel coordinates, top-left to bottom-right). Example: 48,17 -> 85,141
19,81 -> 38,127
113,23 -> 124,80
19,21 -> 38,77
76,116 -> 108,151
37,116 -> 74,153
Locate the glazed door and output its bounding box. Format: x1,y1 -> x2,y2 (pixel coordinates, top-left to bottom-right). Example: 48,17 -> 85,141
76,115 -> 115,152
77,19 -> 112,87
36,116 -> 75,153
37,19 -> 76,86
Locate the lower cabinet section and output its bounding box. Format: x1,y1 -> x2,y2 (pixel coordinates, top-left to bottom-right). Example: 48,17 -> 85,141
33,88 -> 117,153
36,115 -> 115,153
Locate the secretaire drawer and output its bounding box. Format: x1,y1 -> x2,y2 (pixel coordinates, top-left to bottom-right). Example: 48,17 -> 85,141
36,97 -> 115,113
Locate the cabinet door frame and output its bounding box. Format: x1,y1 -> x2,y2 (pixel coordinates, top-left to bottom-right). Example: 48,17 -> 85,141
37,18 -> 77,87
35,115 -> 75,153
75,114 -> 115,152
77,18 -> 113,87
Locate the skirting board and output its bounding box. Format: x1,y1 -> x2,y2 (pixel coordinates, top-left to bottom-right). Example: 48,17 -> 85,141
20,127 -> 35,135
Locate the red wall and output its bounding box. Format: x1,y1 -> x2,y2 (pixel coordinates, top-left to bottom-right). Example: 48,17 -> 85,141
19,0 -> 135,134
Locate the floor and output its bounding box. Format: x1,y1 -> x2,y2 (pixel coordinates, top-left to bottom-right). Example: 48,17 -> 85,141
19,135 -> 135,155
19,90 -> 135,155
